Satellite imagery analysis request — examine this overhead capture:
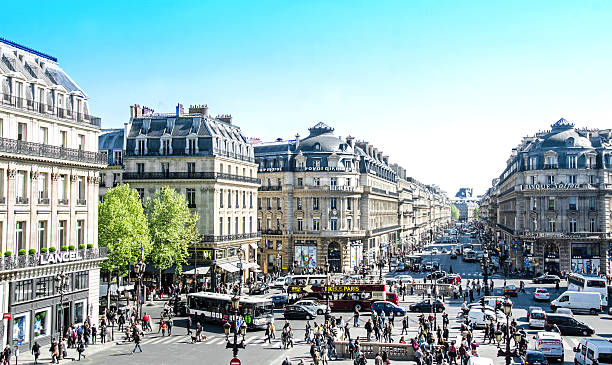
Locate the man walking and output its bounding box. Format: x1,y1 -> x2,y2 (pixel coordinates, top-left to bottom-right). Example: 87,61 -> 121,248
132,329 -> 142,354
186,315 -> 192,335
353,309 -> 360,327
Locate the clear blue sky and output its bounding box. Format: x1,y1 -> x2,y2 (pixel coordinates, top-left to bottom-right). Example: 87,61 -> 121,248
4,0 -> 612,196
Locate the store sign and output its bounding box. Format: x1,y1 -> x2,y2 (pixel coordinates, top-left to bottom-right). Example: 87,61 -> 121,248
3,313 -> 11,319
520,183 -> 592,191
303,166 -> 349,172
39,251 -> 84,265
330,185 -> 355,192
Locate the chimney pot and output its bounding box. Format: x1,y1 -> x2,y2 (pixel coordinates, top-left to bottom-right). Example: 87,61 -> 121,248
176,103 -> 184,117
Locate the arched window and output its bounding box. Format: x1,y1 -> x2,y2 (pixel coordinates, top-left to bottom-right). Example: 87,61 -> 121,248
314,143 -> 320,151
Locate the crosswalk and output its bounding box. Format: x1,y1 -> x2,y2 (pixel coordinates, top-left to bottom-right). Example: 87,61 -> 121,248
137,333 -> 301,348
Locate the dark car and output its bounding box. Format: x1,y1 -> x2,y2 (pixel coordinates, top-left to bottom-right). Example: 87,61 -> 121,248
504,285 -> 518,297
172,299 -> 188,316
532,275 -> 561,284
250,282 -> 269,295
522,350 -> 548,365
425,271 -> 447,280
409,299 -> 445,313
284,305 -> 316,320
371,301 -> 406,317
270,294 -> 288,308
544,314 -> 594,336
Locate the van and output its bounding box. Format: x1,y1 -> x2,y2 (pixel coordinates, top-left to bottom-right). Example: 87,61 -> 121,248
529,309 -> 546,329
550,291 -> 602,314
574,338 -> 612,365
467,307 -> 506,329
535,331 -> 564,362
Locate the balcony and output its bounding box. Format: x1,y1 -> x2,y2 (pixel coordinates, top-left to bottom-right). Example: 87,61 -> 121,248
0,93 -> 101,128
0,137 -> 107,165
200,232 -> 261,243
543,164 -> 558,169
125,148 -> 255,163
122,171 -> 260,184
259,185 -> 282,191
16,196 -> 29,204
58,199 -> 69,205
261,229 -> 283,235
38,197 -> 50,205
0,247 -> 107,272
76,199 -> 87,206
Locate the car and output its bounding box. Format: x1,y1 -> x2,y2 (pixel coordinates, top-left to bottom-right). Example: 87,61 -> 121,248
528,309 -> 546,329
447,274 -> 462,285
426,271 -> 447,281
527,306 -> 543,320
409,299 -> 445,313
555,307 -> 573,317
396,275 -> 414,284
432,261 -> 440,270
437,277 -> 456,285
533,288 -> 550,301
424,262 -> 435,271
551,291 -> 602,314
371,301 -> 407,317
441,248 -> 448,254
270,294 -> 288,308
450,252 -> 457,259
504,285 -> 518,297
532,274 -> 561,284
284,305 -> 316,320
432,248 -> 439,254
522,350 -> 548,365
544,314 -> 594,336
534,331 -> 563,363
396,262 -> 406,272
295,300 -> 329,315
273,276 -> 291,289
250,282 -> 269,295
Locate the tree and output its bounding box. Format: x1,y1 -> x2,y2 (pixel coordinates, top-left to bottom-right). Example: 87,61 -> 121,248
146,186 -> 199,277
98,184 -> 151,276
473,207 -> 480,219
451,204 -> 460,220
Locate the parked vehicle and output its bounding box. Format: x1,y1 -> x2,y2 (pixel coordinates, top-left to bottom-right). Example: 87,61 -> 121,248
544,314 -> 594,336
555,307 -> 573,317
396,262 -> 406,272
534,331 -> 563,362
532,274 -> 561,284
528,309 -> 546,329
386,292 -> 399,305
522,350 -> 548,365
573,338 -> 612,365
527,306 -> 543,321
409,299 -> 445,313
284,305 -> 316,320
450,252 -> 457,259
534,288 -> 551,301
432,248 -> 438,254
550,291 -> 602,314
467,307 -> 506,329
371,301 -> 407,317
504,285 -> 518,297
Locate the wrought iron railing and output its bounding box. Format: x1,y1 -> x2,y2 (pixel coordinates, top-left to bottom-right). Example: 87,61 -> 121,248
0,247 -> 107,272
200,232 -> 261,243
0,137 -> 107,165
38,197 -> 50,205
258,185 -> 282,191
123,171 -> 260,184
0,93 -> 101,128
15,196 -> 29,204
76,199 -> 87,206
58,199 -> 69,205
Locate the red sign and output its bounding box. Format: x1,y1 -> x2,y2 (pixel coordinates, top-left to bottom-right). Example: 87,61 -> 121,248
3,313 -> 11,319
229,358 -> 241,365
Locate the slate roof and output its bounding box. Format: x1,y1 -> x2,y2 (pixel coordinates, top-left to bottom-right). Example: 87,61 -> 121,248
99,129 -> 124,150
127,115 -> 246,142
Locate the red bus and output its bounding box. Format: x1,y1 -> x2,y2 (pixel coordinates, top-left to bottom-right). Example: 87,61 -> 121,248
287,284 -> 398,311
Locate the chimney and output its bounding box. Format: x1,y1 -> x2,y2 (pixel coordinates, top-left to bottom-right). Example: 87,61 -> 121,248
295,133 -> 300,149
176,103 -> 184,117
346,135 -> 354,147
188,104 -> 209,116
130,104 -> 143,118
383,155 -> 389,164
217,114 -> 232,124
142,106 -> 154,116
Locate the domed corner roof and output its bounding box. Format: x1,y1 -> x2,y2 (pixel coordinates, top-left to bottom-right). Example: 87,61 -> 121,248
99,129 -> 124,150
540,128 -> 593,149
297,134 -> 353,153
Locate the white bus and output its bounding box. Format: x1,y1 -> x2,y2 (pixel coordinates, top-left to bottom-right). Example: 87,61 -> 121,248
567,273 -> 608,305
187,292 -> 274,329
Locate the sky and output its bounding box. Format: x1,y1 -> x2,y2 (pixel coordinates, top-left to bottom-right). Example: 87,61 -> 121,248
4,0 -> 612,196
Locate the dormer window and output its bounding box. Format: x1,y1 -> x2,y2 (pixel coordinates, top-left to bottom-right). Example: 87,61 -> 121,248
162,139 -> 171,155
137,139 -> 146,156
187,138 -> 197,155
314,143 -> 321,151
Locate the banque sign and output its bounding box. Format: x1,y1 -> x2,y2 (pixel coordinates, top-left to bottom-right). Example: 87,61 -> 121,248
39,251 -> 84,265
520,183 -> 592,191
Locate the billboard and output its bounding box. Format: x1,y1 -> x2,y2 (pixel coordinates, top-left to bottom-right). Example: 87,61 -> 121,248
294,245 -> 317,268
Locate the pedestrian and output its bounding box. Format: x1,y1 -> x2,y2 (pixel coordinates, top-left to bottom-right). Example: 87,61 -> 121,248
187,315 -> 192,335
265,322 -> 272,343
92,324 -> 97,344
365,319 -> 373,341
2,345 -> 11,365
100,323 -> 107,344
132,330 -> 142,353
167,317 -> 173,336
353,309 -> 360,327
32,341 -> 41,365
50,338 -> 59,364
77,340 -> 86,361
161,320 -> 167,337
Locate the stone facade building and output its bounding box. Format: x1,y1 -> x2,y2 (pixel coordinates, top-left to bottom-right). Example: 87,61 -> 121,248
480,118 -> 612,275
102,104 -> 260,288
0,38 -> 106,349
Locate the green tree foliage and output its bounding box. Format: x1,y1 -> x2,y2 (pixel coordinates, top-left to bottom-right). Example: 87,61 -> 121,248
451,204 -> 460,220
146,186 -> 199,276
98,185 -> 151,275
473,207 -> 480,219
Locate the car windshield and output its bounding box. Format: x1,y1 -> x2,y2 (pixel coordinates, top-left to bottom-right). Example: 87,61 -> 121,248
599,353 -> 612,363
531,312 -> 545,319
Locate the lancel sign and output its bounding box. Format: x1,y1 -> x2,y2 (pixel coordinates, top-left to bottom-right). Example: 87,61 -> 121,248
39,251 -> 85,265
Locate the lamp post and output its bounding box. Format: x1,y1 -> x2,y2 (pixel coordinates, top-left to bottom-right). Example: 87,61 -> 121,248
496,298 -> 518,365
54,272 -> 69,343
134,260 -> 146,319
482,249 -> 490,296
325,262 -> 331,323
225,295 -> 246,359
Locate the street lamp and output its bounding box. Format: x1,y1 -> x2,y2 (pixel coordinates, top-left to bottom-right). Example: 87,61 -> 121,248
325,262 -> 331,323
497,298 -> 518,365
226,295 -> 245,358
482,249 -> 490,296
134,260 -> 146,319
54,272 -> 69,345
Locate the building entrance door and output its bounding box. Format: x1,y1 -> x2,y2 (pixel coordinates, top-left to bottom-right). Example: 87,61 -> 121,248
328,242 -> 341,273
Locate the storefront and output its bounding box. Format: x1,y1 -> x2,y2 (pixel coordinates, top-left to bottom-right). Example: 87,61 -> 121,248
349,240 -> 363,271
571,242 -> 601,274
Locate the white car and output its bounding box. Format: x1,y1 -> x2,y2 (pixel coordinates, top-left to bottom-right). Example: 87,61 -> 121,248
295,300 -> 329,315
396,275 -> 414,284
432,248 -> 439,254
534,288 -> 551,301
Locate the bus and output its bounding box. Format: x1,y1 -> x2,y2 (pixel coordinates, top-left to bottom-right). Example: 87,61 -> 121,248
406,255 -> 423,272
290,275 -> 328,286
187,292 -> 275,329
567,273 -> 608,305
287,284 -> 396,311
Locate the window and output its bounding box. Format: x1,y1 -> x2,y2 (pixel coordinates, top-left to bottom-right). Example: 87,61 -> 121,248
188,139 -> 196,154
297,218 -> 303,231
590,218 -> 596,232
77,134 -> 85,150
137,139 -> 145,155
545,155 -> 557,168
219,217 -> 223,234
235,217 -> 239,234
17,122 -> 27,141
14,280 -> 33,303
78,177 -> 85,200
235,190 -> 239,208
330,177 -> 337,187
15,221 -> 26,251
137,163 -> 145,174
242,217 -> 246,233
186,188 -> 196,207
186,162 -> 195,174
590,175 -> 596,184
347,198 -> 352,210
249,192 -> 253,208
60,131 -> 67,148
76,220 -> 84,246
266,218 -> 271,229
313,197 -> 320,210
297,178 -> 303,186
568,155 -> 577,169
161,162 -> 169,175
38,172 -> 48,199
227,217 -> 231,235
276,178 -> 281,187
58,175 -> 67,200
530,176 -> 536,184
243,191 -> 246,208
276,198 -> 281,210
162,139 -> 170,155
569,218 -> 577,233
276,218 -> 281,230
228,191 -> 232,207
530,157 -> 537,170
114,150 -> 122,165
548,197 -> 555,210
39,126 -> 48,145
38,221 -> 47,250
313,218 -> 320,231
569,175 -> 576,184
35,277 -> 54,299
219,189 -> 224,208
531,197 -> 537,210
16,171 -> 26,201
74,271 -> 89,290
548,218 -> 556,232
313,177 -> 320,186
257,218 -> 262,231
330,218 -> 338,231
136,188 -> 144,203
313,159 -> 321,168
296,198 -> 302,210
249,217 -> 253,233
347,218 -> 352,230
331,197 -> 337,209
58,220 -> 67,246
547,175 -> 555,184
569,196 -> 577,210
589,197 -> 596,210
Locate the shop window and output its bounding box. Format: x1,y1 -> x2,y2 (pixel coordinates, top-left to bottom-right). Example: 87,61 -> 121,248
35,276 -> 54,298
74,300 -> 86,324
33,309 -> 50,339
12,313 -> 29,343
14,279 -> 33,303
